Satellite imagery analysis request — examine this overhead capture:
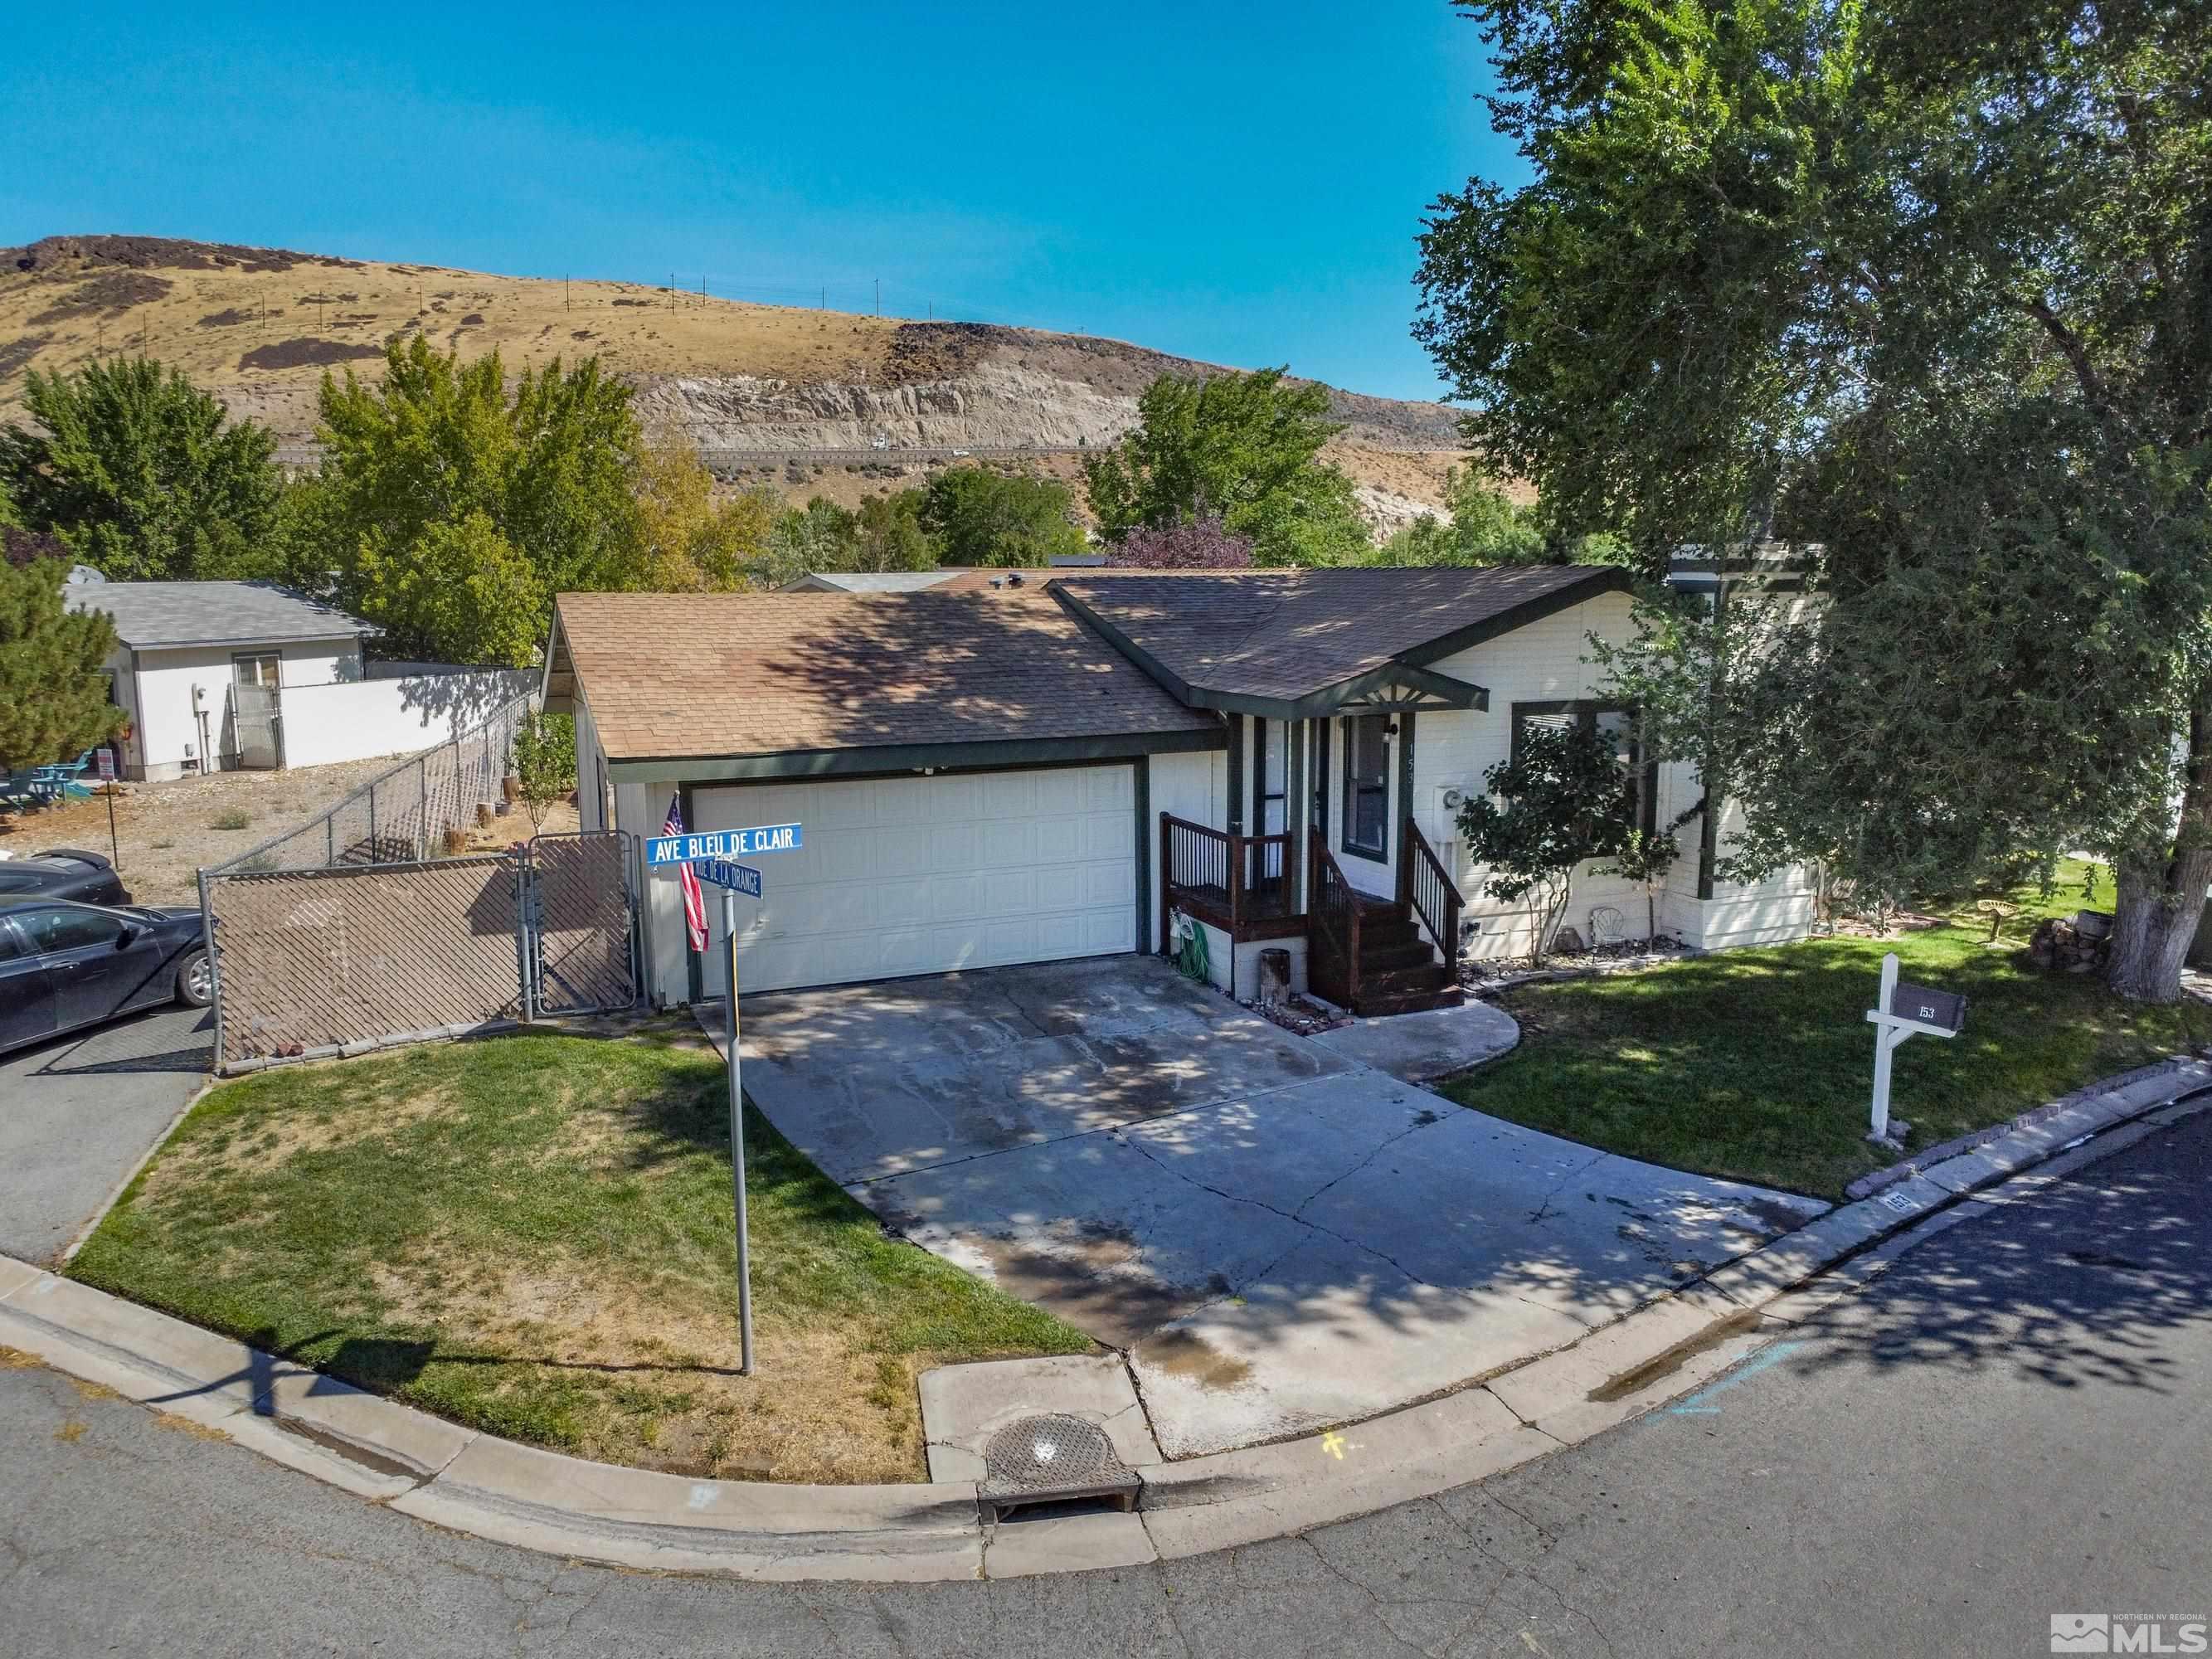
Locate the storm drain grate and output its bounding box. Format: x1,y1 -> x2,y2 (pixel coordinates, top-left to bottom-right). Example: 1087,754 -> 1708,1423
976,1413 -> 1140,1523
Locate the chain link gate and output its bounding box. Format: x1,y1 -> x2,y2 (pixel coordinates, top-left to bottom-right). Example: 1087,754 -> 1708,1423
519,831 -> 638,1018
204,830 -> 639,1071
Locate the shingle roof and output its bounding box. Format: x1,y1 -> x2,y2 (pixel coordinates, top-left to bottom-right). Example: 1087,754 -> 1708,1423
1052,565 -> 1629,707
556,588 -> 1220,762
65,581 -> 377,649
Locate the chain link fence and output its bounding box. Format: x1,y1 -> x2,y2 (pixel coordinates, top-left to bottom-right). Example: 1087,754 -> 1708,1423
210,691 -> 532,874
205,832 -> 637,1072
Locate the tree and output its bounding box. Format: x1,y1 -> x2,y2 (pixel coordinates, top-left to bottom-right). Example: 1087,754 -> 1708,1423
1375,468 -> 1546,565
0,358 -> 283,581
853,490 -> 941,572
630,443 -> 775,591
921,469 -> 1085,567
510,710 -> 577,831
1083,368 -> 1369,567
763,497 -> 863,586
1109,514 -> 1253,568
1415,0 -> 2212,1000
1456,722 -> 1639,962
1597,829 -> 1678,946
314,338 -> 646,664
0,555 -> 124,770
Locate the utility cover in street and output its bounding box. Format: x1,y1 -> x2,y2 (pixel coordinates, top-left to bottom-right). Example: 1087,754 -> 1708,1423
645,824 -> 803,864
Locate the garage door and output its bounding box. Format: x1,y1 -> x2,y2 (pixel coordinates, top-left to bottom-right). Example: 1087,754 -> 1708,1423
691,765 -> 1138,995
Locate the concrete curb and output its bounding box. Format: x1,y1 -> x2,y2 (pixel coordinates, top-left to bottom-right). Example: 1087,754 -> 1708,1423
6,1055 -> 2205,1579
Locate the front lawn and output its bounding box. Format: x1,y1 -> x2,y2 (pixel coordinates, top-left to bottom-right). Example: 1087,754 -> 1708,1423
1441,861 -> 2212,1199
70,1027 -> 1092,1483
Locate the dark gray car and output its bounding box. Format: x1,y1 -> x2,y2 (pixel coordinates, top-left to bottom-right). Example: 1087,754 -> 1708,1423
0,849 -> 131,907
0,898 -> 210,1055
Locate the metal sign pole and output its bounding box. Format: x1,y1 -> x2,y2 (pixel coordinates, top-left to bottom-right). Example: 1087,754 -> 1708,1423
723,886 -> 755,1376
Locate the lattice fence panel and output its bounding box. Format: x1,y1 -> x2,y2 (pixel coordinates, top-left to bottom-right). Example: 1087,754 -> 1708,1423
209,857 -> 522,1064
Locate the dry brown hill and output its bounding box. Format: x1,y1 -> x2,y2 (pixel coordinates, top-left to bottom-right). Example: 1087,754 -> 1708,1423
0,234 -> 1472,528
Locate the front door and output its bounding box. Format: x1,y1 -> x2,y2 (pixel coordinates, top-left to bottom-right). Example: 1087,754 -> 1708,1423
231,654 -> 282,770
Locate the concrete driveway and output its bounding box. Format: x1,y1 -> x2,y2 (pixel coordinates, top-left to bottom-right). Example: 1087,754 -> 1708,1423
0,1006 -> 212,1265
735,955 -> 1828,1457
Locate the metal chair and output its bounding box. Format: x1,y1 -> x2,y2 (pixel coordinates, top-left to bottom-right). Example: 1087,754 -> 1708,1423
1587,905 -> 1626,950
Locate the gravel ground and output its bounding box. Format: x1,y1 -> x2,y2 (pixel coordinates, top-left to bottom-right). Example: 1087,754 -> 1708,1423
1,757 -> 429,907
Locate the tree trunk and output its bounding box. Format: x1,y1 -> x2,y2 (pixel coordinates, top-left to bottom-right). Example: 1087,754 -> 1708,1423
2105,707 -> 2212,1003
2106,849 -> 2212,1001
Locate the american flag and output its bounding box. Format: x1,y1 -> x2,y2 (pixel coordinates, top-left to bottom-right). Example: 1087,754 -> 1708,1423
665,792 -> 709,953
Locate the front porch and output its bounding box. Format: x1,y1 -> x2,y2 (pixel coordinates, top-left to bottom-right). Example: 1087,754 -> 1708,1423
1159,810 -> 1467,1017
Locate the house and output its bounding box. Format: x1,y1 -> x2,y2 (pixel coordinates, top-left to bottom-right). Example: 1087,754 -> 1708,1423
66,580 -> 535,778
542,565 -> 1813,1014
66,581 -> 380,780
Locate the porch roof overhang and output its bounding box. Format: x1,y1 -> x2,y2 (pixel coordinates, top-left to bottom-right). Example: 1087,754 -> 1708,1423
1050,586 -> 1489,720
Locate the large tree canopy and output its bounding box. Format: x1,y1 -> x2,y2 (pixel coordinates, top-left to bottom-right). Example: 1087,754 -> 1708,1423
1417,0 -> 2212,1000
0,358 -> 284,581
315,338 -> 647,665
1084,368 -> 1369,567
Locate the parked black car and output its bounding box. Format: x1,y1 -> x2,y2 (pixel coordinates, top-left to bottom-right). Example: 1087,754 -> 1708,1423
0,898 -> 211,1056
0,849 -> 130,907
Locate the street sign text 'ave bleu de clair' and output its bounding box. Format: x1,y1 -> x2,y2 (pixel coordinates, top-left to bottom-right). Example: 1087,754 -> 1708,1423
645,824 -> 803,865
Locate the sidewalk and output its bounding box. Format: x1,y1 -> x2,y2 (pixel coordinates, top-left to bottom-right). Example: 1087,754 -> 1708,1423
6,1053 -> 2202,1581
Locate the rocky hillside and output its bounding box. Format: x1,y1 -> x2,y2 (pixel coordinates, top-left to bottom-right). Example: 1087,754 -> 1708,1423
1,235 -> 1469,527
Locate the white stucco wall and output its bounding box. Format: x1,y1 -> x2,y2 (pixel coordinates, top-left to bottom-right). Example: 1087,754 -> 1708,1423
279,669 -> 535,769
121,637 -> 363,779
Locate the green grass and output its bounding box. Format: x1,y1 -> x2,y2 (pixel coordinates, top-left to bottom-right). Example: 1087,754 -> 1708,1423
70,1028 -> 1092,1482
208,808 -> 252,831
1440,861 -> 2212,1199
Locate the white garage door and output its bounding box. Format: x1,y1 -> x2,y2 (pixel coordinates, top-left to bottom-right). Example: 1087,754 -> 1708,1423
692,764 -> 1138,995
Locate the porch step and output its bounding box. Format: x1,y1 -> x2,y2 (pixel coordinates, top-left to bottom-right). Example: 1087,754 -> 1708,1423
1356,917 -> 1423,953
1357,937 -> 1435,973
1354,985 -> 1466,1018
1359,962 -> 1456,999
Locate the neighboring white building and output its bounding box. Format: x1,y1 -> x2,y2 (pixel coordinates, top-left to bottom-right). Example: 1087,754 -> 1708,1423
65,581 -> 532,779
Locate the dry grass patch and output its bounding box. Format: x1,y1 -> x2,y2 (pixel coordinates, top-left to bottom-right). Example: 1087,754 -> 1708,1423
70,1026 -> 1092,1483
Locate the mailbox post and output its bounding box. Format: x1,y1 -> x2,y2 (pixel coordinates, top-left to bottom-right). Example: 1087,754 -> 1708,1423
1865,951 -> 1966,1143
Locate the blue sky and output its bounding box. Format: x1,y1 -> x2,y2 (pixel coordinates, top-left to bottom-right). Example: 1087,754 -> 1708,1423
0,3 -> 1519,401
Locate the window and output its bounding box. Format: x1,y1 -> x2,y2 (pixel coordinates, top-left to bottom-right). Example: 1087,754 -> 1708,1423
233,653 -> 280,690
1341,713 -> 1389,860
18,906 -> 124,954
1510,701 -> 1657,834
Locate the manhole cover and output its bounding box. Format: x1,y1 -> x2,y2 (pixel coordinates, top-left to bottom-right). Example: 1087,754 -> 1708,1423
977,1413 -> 1140,1522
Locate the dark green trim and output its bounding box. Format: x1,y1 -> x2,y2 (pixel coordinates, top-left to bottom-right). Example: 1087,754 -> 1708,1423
1305,660 -> 1488,716
1393,568 -> 1634,671
1226,715 -> 1245,835
1341,713 -> 1389,864
1132,757 -> 1151,952
606,725 -> 1223,784
1398,709 -> 1417,872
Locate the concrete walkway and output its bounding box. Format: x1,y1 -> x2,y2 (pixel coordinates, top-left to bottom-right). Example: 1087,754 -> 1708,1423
722,956 -> 1828,1455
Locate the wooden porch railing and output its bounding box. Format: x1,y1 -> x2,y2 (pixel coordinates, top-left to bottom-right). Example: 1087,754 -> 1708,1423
1399,816 -> 1465,969
1309,845 -> 1363,1009
1159,813 -> 1300,946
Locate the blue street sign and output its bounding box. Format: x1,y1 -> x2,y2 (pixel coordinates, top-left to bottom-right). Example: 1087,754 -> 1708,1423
645,823 -> 803,866
695,860 -> 763,898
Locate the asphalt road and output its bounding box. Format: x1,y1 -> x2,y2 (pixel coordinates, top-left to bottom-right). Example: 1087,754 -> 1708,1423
0,1005 -> 211,1263
2,1110 -> 2206,1658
